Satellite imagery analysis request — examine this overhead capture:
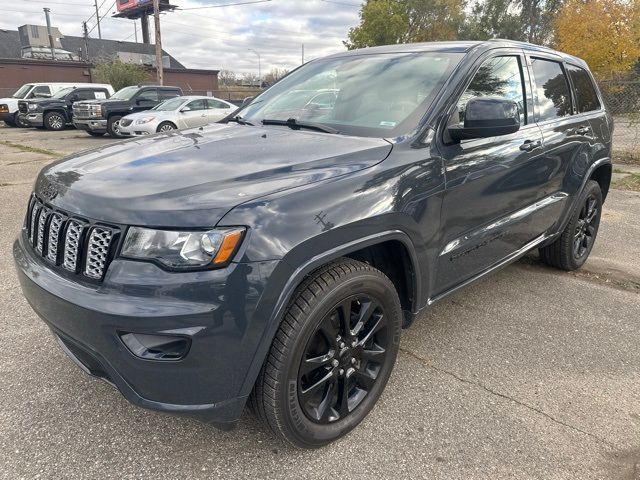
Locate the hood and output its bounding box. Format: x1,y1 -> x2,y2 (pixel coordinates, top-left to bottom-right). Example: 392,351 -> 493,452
36,123 -> 393,227
21,98 -> 62,107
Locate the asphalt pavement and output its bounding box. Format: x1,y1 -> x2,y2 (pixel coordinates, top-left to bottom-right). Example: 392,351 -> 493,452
1,126 -> 639,479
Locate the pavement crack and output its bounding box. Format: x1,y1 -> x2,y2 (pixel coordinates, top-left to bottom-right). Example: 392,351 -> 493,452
399,346 -> 617,449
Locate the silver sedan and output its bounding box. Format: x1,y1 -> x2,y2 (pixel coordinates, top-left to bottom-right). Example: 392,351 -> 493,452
119,96 -> 236,136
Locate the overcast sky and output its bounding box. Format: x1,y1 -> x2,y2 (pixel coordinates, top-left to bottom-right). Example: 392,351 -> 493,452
0,0 -> 363,74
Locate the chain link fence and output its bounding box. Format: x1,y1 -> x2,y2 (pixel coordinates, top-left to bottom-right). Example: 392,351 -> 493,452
599,79 -> 640,162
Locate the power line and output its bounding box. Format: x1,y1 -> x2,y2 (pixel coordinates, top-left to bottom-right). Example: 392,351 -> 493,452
177,0 -> 272,10
85,0 -> 108,23
87,0 -> 115,35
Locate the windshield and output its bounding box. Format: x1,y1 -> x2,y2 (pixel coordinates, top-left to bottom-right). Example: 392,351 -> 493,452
153,97 -> 185,111
12,84 -> 34,99
111,86 -> 140,101
240,52 -> 463,137
52,87 -> 75,99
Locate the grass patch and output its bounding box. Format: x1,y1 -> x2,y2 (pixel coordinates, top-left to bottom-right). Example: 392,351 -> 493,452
613,149 -> 640,167
0,140 -> 61,157
613,172 -> 640,192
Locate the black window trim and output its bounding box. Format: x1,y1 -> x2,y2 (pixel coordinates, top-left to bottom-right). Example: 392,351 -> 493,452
564,62 -> 604,116
526,54 -> 574,126
438,49 -> 531,146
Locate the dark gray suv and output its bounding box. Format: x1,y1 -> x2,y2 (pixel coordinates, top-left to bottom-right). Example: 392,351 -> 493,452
14,40 -> 612,448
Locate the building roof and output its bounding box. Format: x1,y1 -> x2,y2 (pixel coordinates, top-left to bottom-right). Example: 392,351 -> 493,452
0,28 -> 185,69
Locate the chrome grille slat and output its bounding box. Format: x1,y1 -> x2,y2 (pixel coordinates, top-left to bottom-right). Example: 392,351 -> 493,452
84,227 -> 113,279
46,213 -> 64,263
63,220 -> 84,272
35,207 -> 50,254
25,194 -> 117,281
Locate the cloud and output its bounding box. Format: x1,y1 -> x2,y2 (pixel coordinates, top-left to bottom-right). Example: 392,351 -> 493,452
0,0 -> 362,74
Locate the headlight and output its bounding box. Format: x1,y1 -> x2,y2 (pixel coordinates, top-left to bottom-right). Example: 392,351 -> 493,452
121,227 -> 245,269
29,103 -> 38,110
135,116 -> 155,124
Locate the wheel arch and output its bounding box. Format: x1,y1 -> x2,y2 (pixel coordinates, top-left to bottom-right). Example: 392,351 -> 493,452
589,162 -> 612,202
45,108 -> 70,123
157,121 -> 178,132
238,230 -> 421,398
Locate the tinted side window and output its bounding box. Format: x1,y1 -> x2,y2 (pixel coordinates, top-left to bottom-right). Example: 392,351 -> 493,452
137,89 -> 159,102
186,99 -> 207,111
75,90 -> 98,101
531,58 -> 572,121
159,89 -> 181,100
456,56 -> 526,125
29,86 -> 51,98
567,65 -> 600,113
206,99 -> 229,109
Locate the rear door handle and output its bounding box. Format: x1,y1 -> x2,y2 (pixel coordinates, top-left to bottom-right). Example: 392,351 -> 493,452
575,126 -> 591,135
520,139 -> 542,151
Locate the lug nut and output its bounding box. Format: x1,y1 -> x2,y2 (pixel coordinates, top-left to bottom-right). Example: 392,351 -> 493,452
339,368 -> 344,376
331,359 -> 339,367
351,358 -> 356,365
351,341 -> 357,348
339,342 -> 345,349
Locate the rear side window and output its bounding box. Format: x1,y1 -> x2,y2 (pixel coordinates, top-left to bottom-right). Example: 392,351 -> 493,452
206,99 -> 230,109
531,58 -> 572,122
75,90 -> 100,101
566,65 -> 601,113
456,56 -> 526,126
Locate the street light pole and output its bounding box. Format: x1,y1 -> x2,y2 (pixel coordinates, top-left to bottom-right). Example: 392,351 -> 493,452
248,48 -> 261,88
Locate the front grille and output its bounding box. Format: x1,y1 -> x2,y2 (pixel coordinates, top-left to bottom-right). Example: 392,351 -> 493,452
73,103 -> 100,119
26,195 -> 118,281
120,118 -> 133,127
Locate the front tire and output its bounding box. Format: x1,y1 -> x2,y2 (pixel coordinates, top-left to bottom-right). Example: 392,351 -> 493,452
44,111 -> 66,131
14,112 -> 29,128
107,115 -> 123,137
539,180 -> 602,270
157,121 -> 176,133
249,258 -> 401,448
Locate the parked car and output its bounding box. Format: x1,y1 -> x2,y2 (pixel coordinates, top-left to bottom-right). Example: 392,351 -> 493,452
119,96 -> 235,136
72,85 -> 182,137
14,40 -> 612,448
0,82 -> 113,128
18,86 -> 113,131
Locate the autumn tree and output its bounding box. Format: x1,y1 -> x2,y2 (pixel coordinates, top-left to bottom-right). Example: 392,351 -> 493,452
555,0 -> 640,79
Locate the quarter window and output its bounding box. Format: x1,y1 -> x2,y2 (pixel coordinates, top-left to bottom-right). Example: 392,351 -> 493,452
456,56 -> 526,126
531,58 -> 572,122
566,65 -> 601,113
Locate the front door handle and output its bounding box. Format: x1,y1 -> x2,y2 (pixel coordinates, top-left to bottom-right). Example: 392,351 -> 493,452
520,139 -> 542,151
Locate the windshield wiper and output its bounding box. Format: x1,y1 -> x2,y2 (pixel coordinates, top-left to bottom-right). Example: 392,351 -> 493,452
261,118 -> 339,134
228,115 -> 255,126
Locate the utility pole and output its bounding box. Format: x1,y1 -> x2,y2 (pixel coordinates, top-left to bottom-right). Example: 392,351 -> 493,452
43,8 -> 56,61
140,12 -> 150,44
248,48 -> 261,88
93,0 -> 102,39
153,0 -> 163,85
82,21 -> 90,61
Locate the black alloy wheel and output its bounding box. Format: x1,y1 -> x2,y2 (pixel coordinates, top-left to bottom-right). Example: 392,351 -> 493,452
298,295 -> 389,423
573,194 -> 598,260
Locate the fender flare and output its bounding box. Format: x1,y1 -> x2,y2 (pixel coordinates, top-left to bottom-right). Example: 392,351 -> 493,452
237,229 -> 421,397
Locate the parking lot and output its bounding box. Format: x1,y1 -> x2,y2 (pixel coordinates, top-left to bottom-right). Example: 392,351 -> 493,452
1,126 -> 639,479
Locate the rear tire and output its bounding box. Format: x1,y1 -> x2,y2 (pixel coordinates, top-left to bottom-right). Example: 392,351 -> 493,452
539,180 -> 602,271
44,111 -> 66,131
249,258 -> 401,448
107,115 -> 123,137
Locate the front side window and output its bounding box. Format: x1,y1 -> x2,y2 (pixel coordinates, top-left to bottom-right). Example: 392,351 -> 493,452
137,89 -> 159,102
159,90 -> 181,100
455,56 -> 526,126
566,65 -> 601,113
111,86 -> 139,101
29,86 -> 51,99
240,52 -> 463,137
186,99 -> 206,111
531,58 -> 572,122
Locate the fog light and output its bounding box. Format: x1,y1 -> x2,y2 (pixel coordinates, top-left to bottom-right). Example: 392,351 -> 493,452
119,332 -> 191,361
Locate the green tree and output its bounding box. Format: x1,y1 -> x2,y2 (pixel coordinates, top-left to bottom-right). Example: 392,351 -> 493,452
344,0 -> 464,49
93,58 -> 150,91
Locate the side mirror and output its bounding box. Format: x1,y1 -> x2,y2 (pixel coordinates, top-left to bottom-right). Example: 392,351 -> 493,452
35,92 -> 51,99
448,97 -> 520,141
180,106 -> 191,112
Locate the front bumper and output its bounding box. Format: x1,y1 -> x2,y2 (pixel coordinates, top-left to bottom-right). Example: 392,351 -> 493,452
25,112 -> 44,127
0,111 -> 13,123
74,118 -> 107,133
13,231 -> 281,428
119,122 -> 157,136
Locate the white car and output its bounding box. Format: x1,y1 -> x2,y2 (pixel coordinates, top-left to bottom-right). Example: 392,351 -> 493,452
0,82 -> 114,128
118,96 -> 236,136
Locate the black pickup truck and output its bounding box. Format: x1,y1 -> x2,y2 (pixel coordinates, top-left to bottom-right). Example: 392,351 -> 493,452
18,86 -> 112,131
72,85 -> 182,137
